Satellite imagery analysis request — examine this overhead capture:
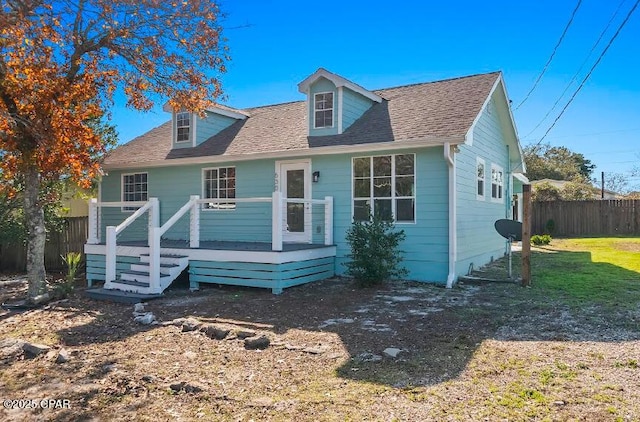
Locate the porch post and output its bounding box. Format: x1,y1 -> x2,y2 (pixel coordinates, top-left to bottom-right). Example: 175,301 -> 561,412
190,195 -> 200,248
105,226 -> 117,283
148,197 -> 160,235
149,227 -> 161,293
87,198 -> 99,244
271,190 -> 283,251
324,196 -> 333,245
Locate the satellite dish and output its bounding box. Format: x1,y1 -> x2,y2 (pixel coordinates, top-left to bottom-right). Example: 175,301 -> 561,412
494,219 -> 522,241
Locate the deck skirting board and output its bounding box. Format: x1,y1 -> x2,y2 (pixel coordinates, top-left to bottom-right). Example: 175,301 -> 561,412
83,245 -> 336,293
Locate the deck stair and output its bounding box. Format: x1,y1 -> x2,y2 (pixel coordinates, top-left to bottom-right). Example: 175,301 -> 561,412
104,253 -> 189,295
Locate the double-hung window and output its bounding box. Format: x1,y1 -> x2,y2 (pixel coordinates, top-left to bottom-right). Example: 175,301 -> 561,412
203,167 -> 236,210
314,92 -> 333,128
353,154 -> 415,223
491,164 -> 504,201
476,158 -> 485,199
122,173 -> 148,212
175,111 -> 191,143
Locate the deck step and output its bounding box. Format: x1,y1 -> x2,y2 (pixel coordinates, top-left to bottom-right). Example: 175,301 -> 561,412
112,279 -> 150,288
140,253 -> 189,259
85,288 -> 163,304
133,262 -> 180,269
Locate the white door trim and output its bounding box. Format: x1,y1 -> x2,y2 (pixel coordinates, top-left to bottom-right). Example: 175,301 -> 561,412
275,159 -> 312,243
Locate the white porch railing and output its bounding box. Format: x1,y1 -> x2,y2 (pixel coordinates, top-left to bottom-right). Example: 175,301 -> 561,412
88,192 -> 333,293
87,198 -> 159,288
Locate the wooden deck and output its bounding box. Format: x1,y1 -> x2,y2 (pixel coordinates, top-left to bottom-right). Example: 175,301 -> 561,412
84,240 -> 336,295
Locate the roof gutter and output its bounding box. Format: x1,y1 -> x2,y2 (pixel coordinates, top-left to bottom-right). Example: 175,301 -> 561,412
444,142 -> 457,289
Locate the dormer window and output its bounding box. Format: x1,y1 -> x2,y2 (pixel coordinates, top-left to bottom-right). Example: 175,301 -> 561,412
314,92 -> 333,128
175,111 -> 191,143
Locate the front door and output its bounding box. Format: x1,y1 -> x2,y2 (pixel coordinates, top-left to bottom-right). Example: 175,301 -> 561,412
278,160 -> 311,243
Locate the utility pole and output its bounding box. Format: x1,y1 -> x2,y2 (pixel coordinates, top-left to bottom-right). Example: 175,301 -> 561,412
521,184 -> 531,287
601,171 -> 605,199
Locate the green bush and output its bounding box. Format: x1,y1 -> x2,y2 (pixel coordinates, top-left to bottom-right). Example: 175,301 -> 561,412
53,252 -> 83,298
344,214 -> 408,287
545,219 -> 556,235
531,234 -> 552,246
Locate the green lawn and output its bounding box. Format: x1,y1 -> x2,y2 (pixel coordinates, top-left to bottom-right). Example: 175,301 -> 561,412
527,237 -> 640,309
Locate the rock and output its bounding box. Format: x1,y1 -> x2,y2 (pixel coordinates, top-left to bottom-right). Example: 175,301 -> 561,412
181,318 -> 202,332
248,397 -> 274,407
30,293 -> 51,306
141,375 -> 155,383
169,381 -> 204,393
244,335 -> 270,350
553,400 -> 566,406
103,363 -> 117,372
134,312 -> 156,325
200,324 -> 231,340
302,346 -> 328,354
356,352 -> 383,362
133,303 -> 145,313
183,351 -> 198,360
56,348 -> 70,364
235,328 -> 257,339
383,347 -> 402,358
0,338 -> 26,362
23,342 -> 51,358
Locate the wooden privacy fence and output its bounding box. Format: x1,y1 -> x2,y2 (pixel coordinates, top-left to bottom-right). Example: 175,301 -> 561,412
0,217 -> 88,272
532,200 -> 640,237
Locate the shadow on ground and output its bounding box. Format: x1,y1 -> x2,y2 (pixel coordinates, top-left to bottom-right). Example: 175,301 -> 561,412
2,248 -> 639,390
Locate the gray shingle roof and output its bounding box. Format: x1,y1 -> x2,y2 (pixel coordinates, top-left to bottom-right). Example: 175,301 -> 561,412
104,71 -> 500,168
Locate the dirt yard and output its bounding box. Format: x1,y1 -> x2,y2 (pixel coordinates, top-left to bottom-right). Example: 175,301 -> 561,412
1,258 -> 639,421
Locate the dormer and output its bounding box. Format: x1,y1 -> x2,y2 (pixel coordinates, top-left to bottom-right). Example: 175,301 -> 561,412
298,68 -> 383,136
163,103 -> 249,149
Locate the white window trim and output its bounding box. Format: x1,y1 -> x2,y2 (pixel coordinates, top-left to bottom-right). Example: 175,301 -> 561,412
313,91 -> 334,129
121,172 -> 148,213
490,164 -> 504,203
476,157 -> 486,201
201,166 -> 236,211
351,154 -> 417,224
174,111 -> 194,145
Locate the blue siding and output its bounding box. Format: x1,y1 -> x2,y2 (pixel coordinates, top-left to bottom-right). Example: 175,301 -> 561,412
101,160 -> 276,243
195,112 -> 237,146
342,89 -> 373,131
99,147 -> 450,283
312,148 -> 449,283
86,254 -> 140,283
309,78 -> 338,136
455,96 -> 510,276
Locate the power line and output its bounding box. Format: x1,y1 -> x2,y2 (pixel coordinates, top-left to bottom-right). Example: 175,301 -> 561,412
523,0 -> 627,138
535,0 -> 640,146
515,0 -> 584,110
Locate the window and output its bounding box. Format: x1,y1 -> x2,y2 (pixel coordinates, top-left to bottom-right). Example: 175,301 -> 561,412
122,173 -> 148,212
353,154 -> 415,223
476,158 -> 485,199
203,167 -> 236,210
175,111 -> 191,143
491,165 -> 503,201
314,92 -> 333,128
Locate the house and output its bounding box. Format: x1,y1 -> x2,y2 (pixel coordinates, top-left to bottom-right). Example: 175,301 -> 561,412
84,68 -> 527,300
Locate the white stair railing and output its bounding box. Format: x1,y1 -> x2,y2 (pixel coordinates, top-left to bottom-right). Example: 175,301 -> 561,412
101,198 -> 158,286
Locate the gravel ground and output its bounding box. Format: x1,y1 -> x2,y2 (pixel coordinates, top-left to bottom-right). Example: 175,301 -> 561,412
1,268 -> 639,421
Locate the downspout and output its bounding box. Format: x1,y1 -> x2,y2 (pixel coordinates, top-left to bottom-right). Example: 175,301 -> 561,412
505,145 -> 511,256
444,143 -> 456,289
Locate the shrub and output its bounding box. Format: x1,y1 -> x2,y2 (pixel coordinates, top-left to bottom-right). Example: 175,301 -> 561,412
53,252 -> 83,298
531,234 -> 552,246
545,219 -> 555,235
344,214 -> 408,287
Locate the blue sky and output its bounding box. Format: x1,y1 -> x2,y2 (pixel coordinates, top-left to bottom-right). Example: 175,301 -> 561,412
111,0 -> 640,186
